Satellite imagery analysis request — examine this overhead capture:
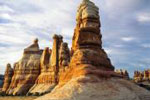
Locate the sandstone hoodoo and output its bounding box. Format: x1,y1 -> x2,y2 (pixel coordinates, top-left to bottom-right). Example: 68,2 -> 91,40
2,63 -> 13,93
27,47 -> 52,95
59,42 -> 70,69
71,0 -> 114,71
28,35 -> 60,95
5,39 -> 42,95
28,34 -> 69,95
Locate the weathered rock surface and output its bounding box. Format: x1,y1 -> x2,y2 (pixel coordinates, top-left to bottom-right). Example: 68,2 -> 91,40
71,0 -> 114,71
2,63 -> 13,92
35,64 -> 150,100
28,47 -> 55,95
6,39 -> 42,95
59,42 -> 70,71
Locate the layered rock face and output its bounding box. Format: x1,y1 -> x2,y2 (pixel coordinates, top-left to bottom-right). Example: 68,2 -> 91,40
6,39 -> 42,95
28,47 -> 53,95
2,63 -> 13,92
59,42 -> 70,71
115,69 -> 129,79
71,0 -> 114,70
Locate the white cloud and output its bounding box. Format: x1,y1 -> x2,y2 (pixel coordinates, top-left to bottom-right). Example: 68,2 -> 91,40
137,13 -> 150,23
141,44 -> 150,48
121,37 -> 135,42
0,5 -> 14,13
0,0 -> 80,74
0,13 -> 12,20
101,0 -> 141,17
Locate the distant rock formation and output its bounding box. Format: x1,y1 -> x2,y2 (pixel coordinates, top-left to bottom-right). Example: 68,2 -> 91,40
133,70 -> 150,91
2,63 -> 13,92
115,69 -> 129,79
134,70 -> 150,83
134,71 -> 144,83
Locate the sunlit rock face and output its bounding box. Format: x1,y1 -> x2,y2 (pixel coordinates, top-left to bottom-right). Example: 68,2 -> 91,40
28,47 -> 54,95
6,39 -> 42,96
71,0 -> 114,70
2,63 -> 13,92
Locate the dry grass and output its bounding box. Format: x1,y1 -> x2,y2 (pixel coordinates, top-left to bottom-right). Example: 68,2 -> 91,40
0,96 -> 38,100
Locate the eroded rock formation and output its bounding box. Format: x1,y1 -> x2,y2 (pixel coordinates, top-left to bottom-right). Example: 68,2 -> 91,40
2,63 -> 13,92
59,42 -> 70,71
5,39 -> 42,95
35,0 -> 150,100
71,0 -> 114,71
134,70 -> 150,83
28,35 -> 64,95
28,47 -> 53,95
1,0 -> 150,99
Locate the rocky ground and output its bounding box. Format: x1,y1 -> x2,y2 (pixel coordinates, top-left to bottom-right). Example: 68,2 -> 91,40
35,76 -> 150,100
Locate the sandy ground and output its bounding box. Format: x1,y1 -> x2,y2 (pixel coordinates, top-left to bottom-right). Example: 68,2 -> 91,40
0,96 -> 38,100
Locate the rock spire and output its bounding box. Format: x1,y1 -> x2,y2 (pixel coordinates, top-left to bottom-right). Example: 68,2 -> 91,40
71,0 -> 114,70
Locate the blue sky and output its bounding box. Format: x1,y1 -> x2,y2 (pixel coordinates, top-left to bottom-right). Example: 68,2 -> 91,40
0,0 -> 150,77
